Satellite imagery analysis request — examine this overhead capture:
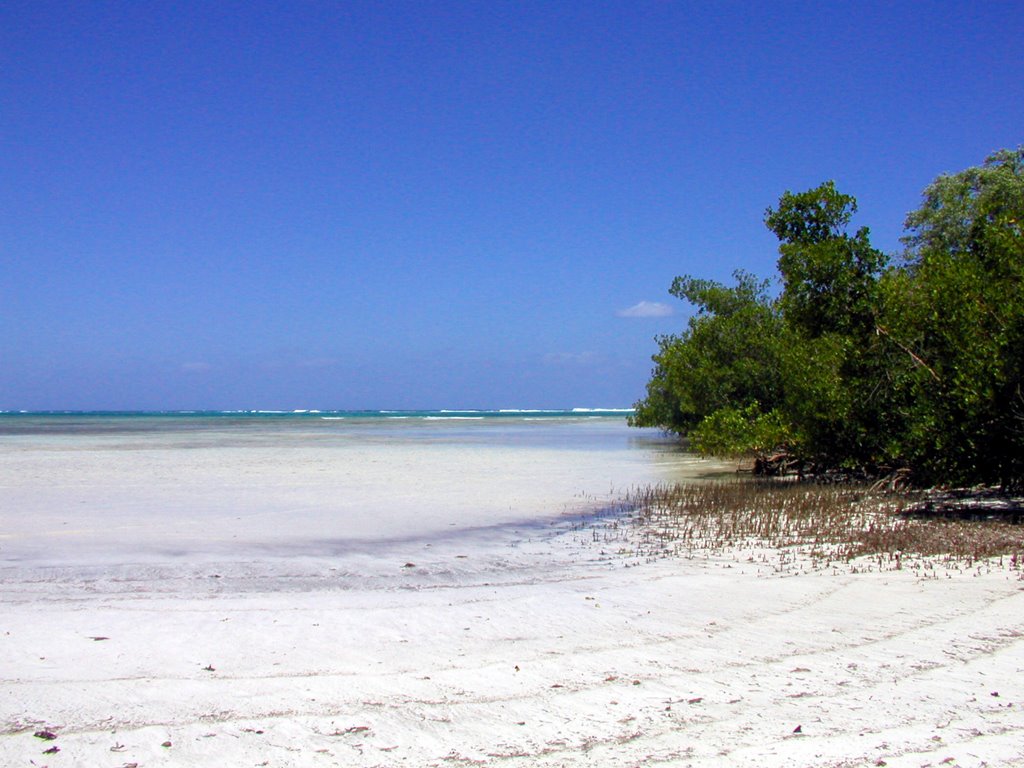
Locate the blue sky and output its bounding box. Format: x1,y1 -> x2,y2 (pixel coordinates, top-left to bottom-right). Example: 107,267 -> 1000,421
2,1 -> 1021,410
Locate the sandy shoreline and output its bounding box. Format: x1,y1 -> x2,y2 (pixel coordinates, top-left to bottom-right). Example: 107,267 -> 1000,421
3,514 -> 1024,768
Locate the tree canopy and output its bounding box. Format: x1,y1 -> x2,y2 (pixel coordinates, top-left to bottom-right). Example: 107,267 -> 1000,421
631,148 -> 1024,489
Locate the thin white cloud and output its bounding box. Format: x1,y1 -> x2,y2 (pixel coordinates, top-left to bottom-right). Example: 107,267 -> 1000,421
616,301 -> 674,318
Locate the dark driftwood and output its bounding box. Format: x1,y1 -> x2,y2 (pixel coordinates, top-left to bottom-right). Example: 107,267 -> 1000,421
899,488 -> 1024,524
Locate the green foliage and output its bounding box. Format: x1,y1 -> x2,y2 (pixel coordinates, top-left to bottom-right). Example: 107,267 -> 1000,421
885,148 -> 1024,487
902,148 -> 1024,268
767,182 -> 889,338
629,271 -> 784,435
690,403 -> 792,460
633,148 -> 1024,489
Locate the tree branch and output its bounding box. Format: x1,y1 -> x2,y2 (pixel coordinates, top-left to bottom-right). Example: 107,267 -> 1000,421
875,325 -> 941,382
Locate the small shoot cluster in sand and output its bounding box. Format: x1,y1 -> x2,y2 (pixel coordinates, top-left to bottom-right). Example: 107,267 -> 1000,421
584,481 -> 1024,579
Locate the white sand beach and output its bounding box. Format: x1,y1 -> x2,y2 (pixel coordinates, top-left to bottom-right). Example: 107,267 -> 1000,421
4,521 -> 1024,767
2,417 -> 1023,766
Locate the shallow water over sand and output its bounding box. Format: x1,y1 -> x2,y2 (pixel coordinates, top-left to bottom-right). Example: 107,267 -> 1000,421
0,414 -> 727,567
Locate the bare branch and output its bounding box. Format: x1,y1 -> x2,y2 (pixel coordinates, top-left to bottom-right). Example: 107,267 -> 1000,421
875,325 -> 941,382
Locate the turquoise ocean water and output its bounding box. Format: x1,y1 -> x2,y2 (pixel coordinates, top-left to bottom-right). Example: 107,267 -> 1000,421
0,408 -> 652,455
0,408 -> 637,432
